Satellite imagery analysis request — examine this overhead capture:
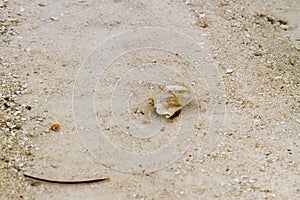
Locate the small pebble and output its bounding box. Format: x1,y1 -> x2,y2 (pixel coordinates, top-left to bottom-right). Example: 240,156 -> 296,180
50,124 -> 60,131
256,12 -> 266,17
254,52 -> 263,56
31,182 -> 41,187
49,17 -> 59,21
31,24 -> 39,29
226,69 -> 234,74
267,16 -> 275,23
51,163 -> 58,168
280,24 -> 289,30
278,18 -> 287,25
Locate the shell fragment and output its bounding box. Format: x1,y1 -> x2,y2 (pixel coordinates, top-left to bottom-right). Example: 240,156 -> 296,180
154,83 -> 193,118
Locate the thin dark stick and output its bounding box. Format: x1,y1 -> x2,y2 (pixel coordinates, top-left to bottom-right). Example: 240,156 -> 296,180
23,173 -> 110,184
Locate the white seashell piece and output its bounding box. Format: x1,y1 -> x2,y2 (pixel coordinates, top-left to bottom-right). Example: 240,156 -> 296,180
154,83 -> 194,118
